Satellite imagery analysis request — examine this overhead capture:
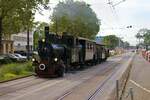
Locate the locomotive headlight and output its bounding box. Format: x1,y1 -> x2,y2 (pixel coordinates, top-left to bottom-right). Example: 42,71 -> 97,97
42,38 -> 45,42
32,58 -> 35,62
54,58 -> 58,62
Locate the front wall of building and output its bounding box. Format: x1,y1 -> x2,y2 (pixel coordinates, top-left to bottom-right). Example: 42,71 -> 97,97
0,31 -> 33,54
1,40 -> 14,54
11,31 -> 33,51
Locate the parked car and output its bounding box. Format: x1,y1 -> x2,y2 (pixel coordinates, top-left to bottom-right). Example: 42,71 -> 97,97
14,51 -> 27,56
14,51 -> 33,60
0,54 -> 12,64
14,53 -> 27,62
7,54 -> 20,62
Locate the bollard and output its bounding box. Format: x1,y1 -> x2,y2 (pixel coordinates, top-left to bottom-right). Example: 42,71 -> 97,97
130,88 -> 134,100
116,80 -> 119,100
148,51 -> 150,62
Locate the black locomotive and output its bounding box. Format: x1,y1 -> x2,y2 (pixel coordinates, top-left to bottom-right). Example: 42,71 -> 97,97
32,27 -> 109,77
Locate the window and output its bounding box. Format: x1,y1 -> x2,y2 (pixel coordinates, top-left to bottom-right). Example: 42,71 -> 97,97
87,43 -> 89,49
90,44 -> 93,49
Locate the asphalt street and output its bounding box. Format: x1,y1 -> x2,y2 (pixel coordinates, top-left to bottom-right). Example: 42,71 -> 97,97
123,54 -> 150,100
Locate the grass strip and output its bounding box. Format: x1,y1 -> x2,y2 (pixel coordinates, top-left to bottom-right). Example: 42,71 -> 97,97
0,62 -> 34,82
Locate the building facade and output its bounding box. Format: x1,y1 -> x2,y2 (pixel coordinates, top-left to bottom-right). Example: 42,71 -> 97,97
0,40 -> 14,54
96,36 -> 104,44
11,31 -> 33,52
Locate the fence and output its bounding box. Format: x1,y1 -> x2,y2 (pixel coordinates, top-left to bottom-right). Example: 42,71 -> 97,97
115,57 -> 133,100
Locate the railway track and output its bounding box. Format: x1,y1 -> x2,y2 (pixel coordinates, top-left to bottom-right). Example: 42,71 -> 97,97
56,56 -> 125,100
87,62 -> 121,100
56,54 -> 133,100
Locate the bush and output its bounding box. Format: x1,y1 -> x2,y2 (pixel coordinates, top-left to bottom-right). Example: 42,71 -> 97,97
4,73 -> 16,79
0,62 -> 34,81
24,62 -> 33,72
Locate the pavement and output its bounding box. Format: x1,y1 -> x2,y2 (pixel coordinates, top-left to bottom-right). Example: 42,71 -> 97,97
122,54 -> 150,100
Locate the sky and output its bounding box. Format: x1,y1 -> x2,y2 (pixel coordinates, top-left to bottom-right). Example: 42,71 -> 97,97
35,0 -> 150,46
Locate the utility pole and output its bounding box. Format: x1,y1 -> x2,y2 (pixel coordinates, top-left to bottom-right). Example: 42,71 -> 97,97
55,15 -> 58,35
27,28 -> 30,60
0,17 -> 2,54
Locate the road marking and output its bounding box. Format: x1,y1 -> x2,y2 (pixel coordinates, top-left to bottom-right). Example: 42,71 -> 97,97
130,80 -> 150,93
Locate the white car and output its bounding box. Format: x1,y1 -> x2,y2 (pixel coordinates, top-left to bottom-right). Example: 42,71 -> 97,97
14,53 -> 27,62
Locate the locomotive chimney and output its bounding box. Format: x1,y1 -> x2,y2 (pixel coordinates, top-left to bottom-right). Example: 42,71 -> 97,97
45,26 -> 49,42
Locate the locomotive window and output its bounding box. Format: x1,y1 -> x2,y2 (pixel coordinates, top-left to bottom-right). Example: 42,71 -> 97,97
67,38 -> 74,47
90,44 -> 93,49
87,43 -> 89,49
89,44 -> 91,49
76,39 -> 79,45
86,43 -> 88,49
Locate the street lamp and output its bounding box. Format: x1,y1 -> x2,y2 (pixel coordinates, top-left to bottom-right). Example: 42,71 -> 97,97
126,25 -> 132,29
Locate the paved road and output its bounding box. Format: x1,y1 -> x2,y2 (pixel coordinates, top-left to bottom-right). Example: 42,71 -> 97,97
61,53 -> 134,100
0,53 -> 133,100
122,54 -> 150,100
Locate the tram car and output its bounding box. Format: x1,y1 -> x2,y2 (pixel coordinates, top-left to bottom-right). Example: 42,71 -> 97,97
32,27 -> 109,77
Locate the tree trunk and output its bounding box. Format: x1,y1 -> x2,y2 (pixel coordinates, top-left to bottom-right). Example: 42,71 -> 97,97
27,28 -> 30,60
0,17 -> 2,54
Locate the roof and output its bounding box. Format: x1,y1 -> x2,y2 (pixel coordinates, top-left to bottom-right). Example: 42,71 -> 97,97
78,37 -> 95,43
96,42 -> 106,46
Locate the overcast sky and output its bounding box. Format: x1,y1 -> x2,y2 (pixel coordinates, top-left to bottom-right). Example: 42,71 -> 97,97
35,0 -> 150,46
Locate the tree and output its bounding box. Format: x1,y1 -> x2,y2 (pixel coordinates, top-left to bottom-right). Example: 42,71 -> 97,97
124,41 -> 130,49
136,29 -> 144,44
136,28 -> 150,46
0,0 -> 49,53
0,0 -> 22,53
18,0 -> 49,59
50,0 -> 100,39
103,35 -> 119,49
33,22 -> 49,50
143,32 -> 150,45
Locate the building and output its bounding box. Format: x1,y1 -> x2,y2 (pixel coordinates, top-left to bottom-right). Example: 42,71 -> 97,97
0,40 -> 14,54
96,36 -> 104,44
11,31 -> 33,52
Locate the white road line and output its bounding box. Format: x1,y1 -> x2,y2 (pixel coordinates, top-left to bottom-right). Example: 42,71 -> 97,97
130,80 -> 150,93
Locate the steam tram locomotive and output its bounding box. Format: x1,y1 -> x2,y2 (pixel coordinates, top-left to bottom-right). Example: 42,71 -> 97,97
33,27 -> 109,77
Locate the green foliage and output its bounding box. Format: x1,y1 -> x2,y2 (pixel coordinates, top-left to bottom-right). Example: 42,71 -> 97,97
103,35 -> 119,49
0,62 -> 33,81
136,28 -> 150,45
50,0 -> 100,39
33,22 -> 49,50
0,0 -> 49,38
124,41 -> 130,48
143,32 -> 150,45
3,73 -> 17,79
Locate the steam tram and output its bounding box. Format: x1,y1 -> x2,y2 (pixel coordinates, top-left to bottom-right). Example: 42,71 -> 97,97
33,27 -> 109,77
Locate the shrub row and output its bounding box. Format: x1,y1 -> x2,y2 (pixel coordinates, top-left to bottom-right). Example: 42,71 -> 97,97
0,62 -> 34,81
